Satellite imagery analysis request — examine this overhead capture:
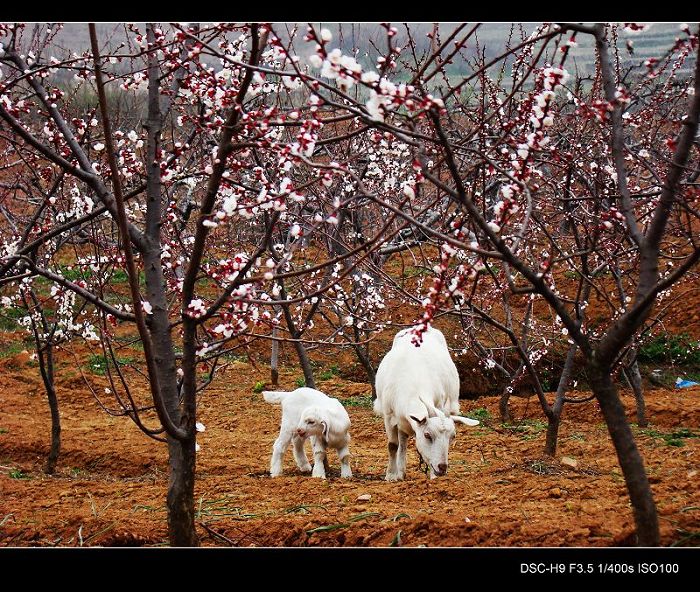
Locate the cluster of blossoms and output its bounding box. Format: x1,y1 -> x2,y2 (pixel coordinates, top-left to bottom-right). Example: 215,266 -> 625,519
285,116 -> 321,161
205,253 -> 252,286
304,29 -> 445,124
413,240 -> 475,345
3,278 -> 101,344
355,133 -> 414,195
573,85 -> 633,123
623,23 -> 651,34
599,206 -> 626,232
487,66 -> 570,232
311,47 -> 363,92
336,272 -> 387,333
365,81 -> 445,123
210,284 -> 272,342
529,67 -> 569,129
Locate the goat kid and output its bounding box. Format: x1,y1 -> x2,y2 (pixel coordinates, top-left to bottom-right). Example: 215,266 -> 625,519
263,387 -> 352,479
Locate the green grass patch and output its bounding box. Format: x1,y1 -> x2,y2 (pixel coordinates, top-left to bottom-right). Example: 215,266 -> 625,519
0,307 -> 25,330
195,495 -> 262,522
340,394 -> 373,409
639,426 -> 699,447
671,529 -> 700,547
638,334 -> 700,365
110,270 -> 129,283
306,512 -> 381,535
252,381 -> 265,393
222,352 -> 248,363
295,376 -> 306,388
61,267 -> 91,282
502,418 -> 548,440
284,504 -> 327,515
538,368 -> 556,392
319,364 -> 340,381
466,408 -> 492,423
86,353 -> 135,375
404,266 -> 431,278
133,504 -> 167,513
0,342 -> 27,359
8,469 -> 29,480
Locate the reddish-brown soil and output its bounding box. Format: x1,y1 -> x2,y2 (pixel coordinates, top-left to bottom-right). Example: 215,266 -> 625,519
1,343 -> 699,547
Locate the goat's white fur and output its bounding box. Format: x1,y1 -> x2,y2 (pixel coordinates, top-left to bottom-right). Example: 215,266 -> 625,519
374,326 -> 479,480
263,387 -> 352,479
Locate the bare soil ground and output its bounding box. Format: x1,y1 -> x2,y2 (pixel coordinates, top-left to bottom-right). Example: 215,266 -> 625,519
1,345 -> 699,547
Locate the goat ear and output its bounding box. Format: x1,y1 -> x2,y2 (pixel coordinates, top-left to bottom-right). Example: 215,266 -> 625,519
409,415 -> 427,427
452,415 -> 479,427
321,421 -> 329,439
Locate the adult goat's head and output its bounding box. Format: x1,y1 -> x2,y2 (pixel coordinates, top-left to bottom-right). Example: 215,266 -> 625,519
408,412 -> 456,478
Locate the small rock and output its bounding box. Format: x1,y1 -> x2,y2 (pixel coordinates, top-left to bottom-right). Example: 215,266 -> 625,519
688,470 -> 698,479
464,517 -> 471,523
561,456 -> 578,469
321,497 -> 332,504
356,494 -> 372,502
549,487 -> 562,498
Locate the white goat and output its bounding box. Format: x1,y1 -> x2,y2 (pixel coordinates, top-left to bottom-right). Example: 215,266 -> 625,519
263,387 -> 352,479
374,326 -> 479,480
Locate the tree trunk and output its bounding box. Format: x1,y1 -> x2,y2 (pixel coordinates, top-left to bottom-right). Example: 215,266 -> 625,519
170,319 -> 200,547
143,247 -> 199,545
625,352 -> 647,427
588,363 -> 659,546
499,362 -> 525,423
166,436 -> 198,546
499,388 -> 514,423
271,322 -> 280,386
544,344 -> 577,456
352,341 -> 376,399
23,291 -> 61,474
44,377 -> 60,474
544,414 -> 560,458
41,344 -> 60,474
294,337 -> 315,388
277,283 -> 315,388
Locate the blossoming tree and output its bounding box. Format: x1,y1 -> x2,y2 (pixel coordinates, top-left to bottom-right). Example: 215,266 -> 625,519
1,21 -> 698,548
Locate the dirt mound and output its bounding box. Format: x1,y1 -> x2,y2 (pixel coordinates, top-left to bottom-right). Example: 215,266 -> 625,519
502,387 -> 700,429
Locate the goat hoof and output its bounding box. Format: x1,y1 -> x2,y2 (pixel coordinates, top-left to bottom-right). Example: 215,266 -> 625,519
299,464 -> 312,473
385,473 -> 403,481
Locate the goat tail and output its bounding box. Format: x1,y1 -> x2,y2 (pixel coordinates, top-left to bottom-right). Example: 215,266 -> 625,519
262,390 -> 289,405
